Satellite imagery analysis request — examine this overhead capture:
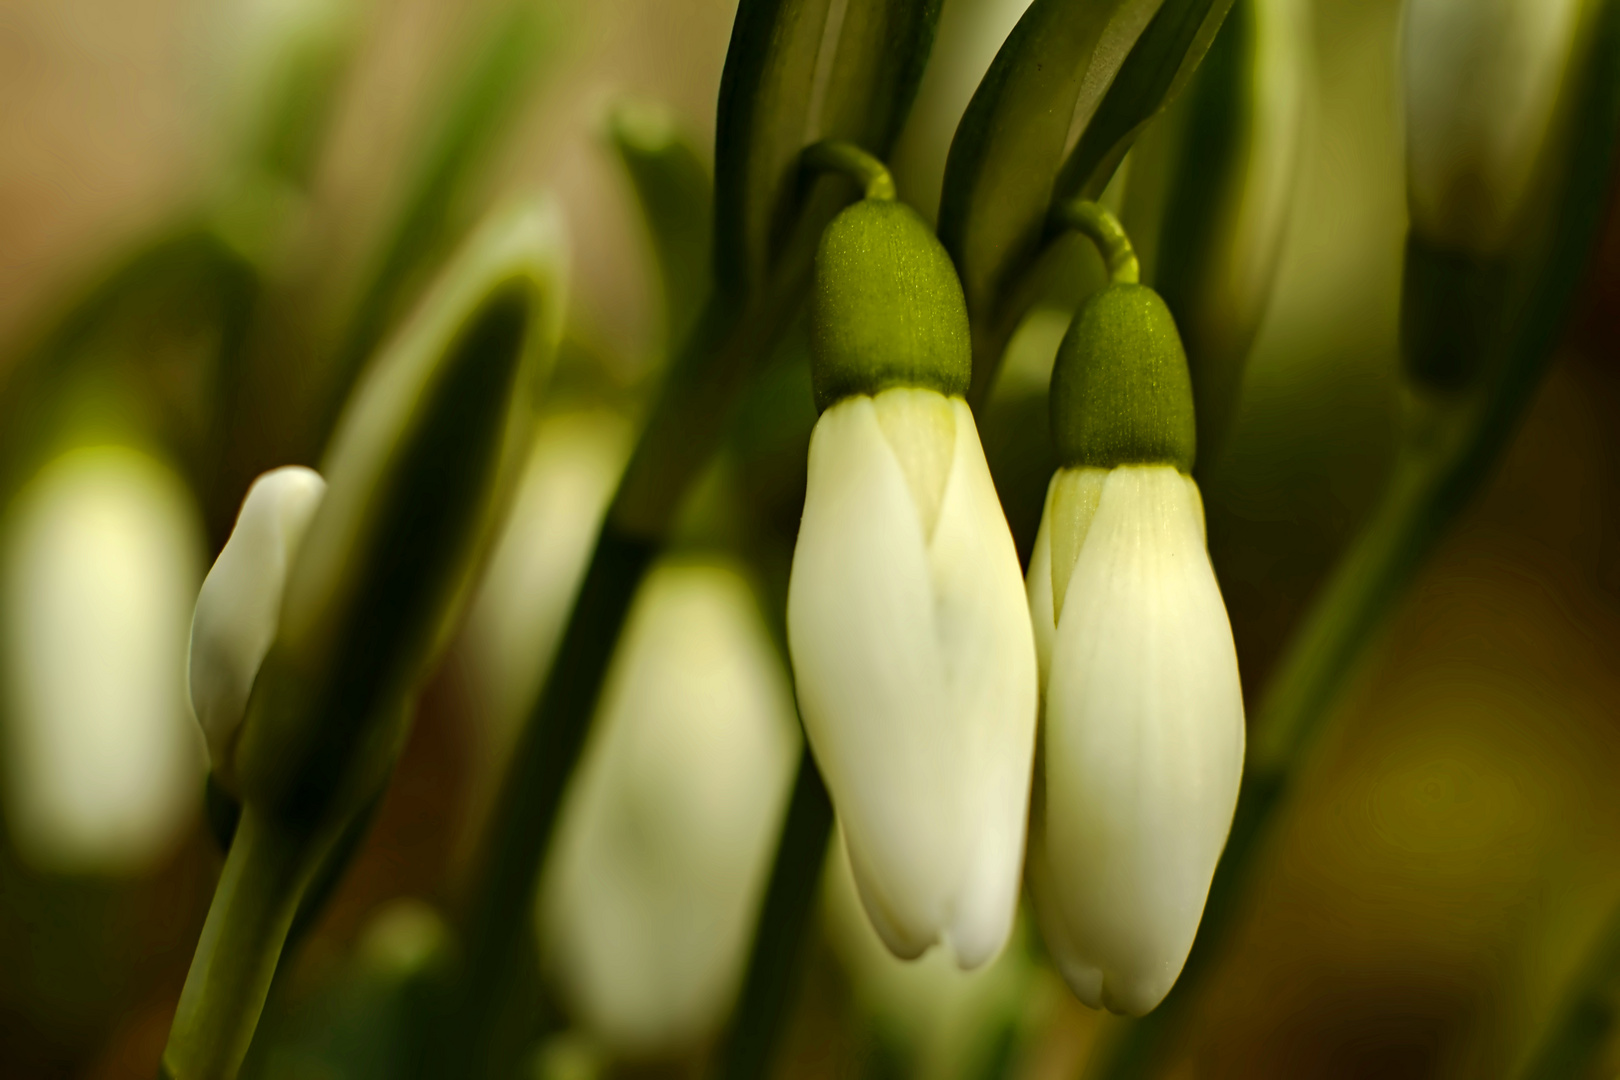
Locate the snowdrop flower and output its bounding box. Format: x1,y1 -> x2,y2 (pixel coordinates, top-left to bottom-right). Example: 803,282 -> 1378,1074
540,562 -> 800,1056
1404,0 -> 1582,253
788,195 -> 1037,970
188,466 -> 327,792
1,445 -> 206,875
1026,282 -> 1244,1016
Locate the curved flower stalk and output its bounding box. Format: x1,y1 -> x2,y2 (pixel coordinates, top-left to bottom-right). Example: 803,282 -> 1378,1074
0,445 -> 206,875
787,180 -> 1037,970
1025,217 -> 1243,1015
539,561 -> 800,1057
188,466 -> 327,795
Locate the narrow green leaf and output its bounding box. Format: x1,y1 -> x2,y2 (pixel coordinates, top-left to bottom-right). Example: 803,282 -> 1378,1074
1055,0 -> 1235,204
607,100 -> 714,354
714,0 -> 837,296
819,0 -> 946,157
938,0 -> 1164,326
236,197 -> 568,832
1124,0 -> 1306,468
714,0 -> 945,299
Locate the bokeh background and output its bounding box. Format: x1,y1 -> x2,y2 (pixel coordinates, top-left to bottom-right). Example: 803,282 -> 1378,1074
2,0 -> 1619,1076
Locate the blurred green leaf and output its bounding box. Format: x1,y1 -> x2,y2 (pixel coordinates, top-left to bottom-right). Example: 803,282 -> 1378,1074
324,0 -> 555,439
1124,0 -> 1306,469
237,196 -> 567,832
607,101 -> 715,354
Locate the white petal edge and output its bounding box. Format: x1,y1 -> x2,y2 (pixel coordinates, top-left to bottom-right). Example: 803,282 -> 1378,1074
923,398 -> 1038,969
789,395 -> 956,960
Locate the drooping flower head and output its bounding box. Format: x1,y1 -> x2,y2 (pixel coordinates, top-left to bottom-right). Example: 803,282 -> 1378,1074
1026,279 -> 1245,1016
788,193 -> 1037,970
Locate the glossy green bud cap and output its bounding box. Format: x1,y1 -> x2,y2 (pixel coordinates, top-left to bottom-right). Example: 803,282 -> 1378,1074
809,200 -> 971,412
1050,284 -> 1196,472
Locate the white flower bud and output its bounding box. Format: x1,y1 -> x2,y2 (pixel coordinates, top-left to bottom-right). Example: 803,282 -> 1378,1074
1,446 -> 206,875
540,562 -> 800,1056
1025,464 -> 1243,1016
187,466 -> 327,791
1404,0 -> 1582,252
788,387 -> 1038,969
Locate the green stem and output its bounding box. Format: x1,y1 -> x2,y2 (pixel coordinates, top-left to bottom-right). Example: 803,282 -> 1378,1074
717,749 -> 834,1080
160,809 -> 324,1080
800,140 -> 896,201
1050,199 -> 1140,285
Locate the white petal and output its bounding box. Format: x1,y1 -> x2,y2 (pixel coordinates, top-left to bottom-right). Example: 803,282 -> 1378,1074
788,394 -> 1036,969
188,466 -> 326,786
1,447 -> 205,875
1036,465 -> 1244,1015
924,399 -> 1038,968
539,562 -> 800,1055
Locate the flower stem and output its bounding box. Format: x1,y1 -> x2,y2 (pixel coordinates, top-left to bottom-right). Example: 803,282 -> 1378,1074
160,809 -> 324,1080
717,749 -> 834,1080
800,140 -> 896,201
1050,199 -> 1140,286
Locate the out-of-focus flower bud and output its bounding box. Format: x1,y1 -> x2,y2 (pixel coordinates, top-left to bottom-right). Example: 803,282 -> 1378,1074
822,834 -> 1039,1080
1026,283 -> 1244,1016
1,445 -> 206,875
788,197 -> 1037,969
458,411 -> 631,849
232,197 -> 567,833
188,466 -> 327,794
1403,0 -> 1582,254
540,561 -> 800,1056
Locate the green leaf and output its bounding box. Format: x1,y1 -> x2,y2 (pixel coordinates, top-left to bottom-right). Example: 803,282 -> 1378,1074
607,100 -> 714,354
235,197 -> 568,832
713,0 -> 944,299
1123,0 -> 1306,468
1055,0 -> 1235,205
938,0 -> 1164,328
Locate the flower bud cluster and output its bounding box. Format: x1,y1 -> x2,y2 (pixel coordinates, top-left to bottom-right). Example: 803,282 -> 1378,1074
786,191 -> 1243,1014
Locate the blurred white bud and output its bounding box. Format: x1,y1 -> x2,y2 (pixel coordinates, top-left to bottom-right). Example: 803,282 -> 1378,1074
1025,464 -> 1243,1016
539,561 -> 800,1057
188,466 -> 327,791
457,410 -> 630,854
0,446 -> 206,875
463,411 -> 632,753
1404,0 -> 1582,252
787,387 -> 1037,970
